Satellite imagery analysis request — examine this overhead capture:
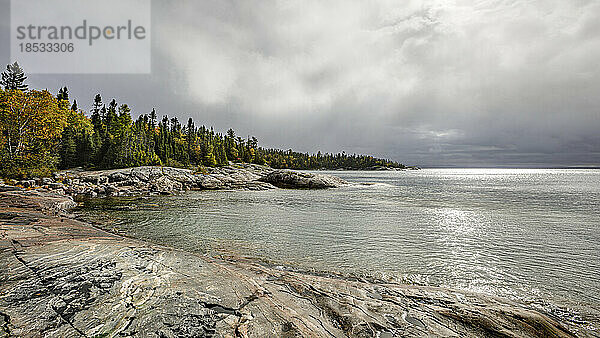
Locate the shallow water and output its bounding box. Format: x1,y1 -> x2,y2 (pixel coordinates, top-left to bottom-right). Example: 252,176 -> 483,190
81,169 -> 600,327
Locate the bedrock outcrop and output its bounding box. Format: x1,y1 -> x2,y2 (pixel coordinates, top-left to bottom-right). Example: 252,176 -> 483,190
0,190 -> 582,337
3,164 -> 349,199
259,170 -> 348,189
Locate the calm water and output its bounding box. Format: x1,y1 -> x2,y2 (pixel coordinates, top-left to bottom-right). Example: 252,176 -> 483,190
82,169 -> 600,327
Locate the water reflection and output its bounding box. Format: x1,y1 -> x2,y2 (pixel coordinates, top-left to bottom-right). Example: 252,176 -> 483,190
80,169 -> 600,328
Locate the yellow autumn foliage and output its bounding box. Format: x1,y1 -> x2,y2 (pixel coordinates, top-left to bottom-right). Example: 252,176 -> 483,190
0,89 -> 68,178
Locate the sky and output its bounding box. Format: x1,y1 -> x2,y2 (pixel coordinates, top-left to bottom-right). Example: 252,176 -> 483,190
1,0 -> 599,167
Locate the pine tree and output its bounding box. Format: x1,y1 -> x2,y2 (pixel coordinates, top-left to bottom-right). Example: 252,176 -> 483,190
92,94 -> 102,115
71,100 -> 78,111
186,118 -> 195,163
225,128 -> 239,162
149,108 -> 157,128
57,87 -> 69,110
0,62 -> 28,91
57,87 -> 69,101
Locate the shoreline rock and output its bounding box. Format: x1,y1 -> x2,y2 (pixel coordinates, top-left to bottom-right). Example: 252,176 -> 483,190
259,169 -> 348,189
0,189 -> 582,337
5,164 -> 349,199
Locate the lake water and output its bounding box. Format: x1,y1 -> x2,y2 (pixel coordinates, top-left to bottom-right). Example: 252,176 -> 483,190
81,169 -> 600,329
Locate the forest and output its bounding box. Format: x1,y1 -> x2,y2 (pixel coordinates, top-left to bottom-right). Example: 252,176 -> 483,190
0,62 -> 404,179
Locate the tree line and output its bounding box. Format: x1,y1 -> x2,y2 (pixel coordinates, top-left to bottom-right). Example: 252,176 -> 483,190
0,63 -> 404,179
260,149 -> 403,170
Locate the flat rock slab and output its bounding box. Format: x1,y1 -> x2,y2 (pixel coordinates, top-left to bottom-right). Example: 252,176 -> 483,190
0,191 -> 581,337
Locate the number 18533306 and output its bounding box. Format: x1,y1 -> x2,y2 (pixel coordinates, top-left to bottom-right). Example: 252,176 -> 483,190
19,42 -> 75,53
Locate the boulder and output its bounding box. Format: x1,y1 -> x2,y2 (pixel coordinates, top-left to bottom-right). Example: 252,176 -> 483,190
259,170 -> 348,189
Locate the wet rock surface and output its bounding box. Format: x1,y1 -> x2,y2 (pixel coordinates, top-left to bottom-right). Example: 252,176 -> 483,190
0,190 -> 584,337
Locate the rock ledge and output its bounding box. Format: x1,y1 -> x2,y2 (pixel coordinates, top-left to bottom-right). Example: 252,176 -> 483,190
3,164 -> 349,199
0,190 -> 580,337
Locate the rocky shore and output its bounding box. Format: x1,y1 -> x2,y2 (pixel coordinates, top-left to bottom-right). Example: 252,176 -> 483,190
0,189 -> 580,337
1,164 -> 349,199
0,166 -> 584,337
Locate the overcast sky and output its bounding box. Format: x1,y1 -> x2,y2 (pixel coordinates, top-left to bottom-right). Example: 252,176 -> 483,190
1,0 -> 599,167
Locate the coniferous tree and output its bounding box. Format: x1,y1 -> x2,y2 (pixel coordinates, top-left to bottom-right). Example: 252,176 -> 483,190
225,129 -> 239,162
149,108 -> 157,128
90,96 -> 104,162
57,87 -> 69,101
2,69 -> 405,177
76,129 -> 95,167
57,87 -> 70,110
186,118 -> 195,164
59,127 -> 77,169
92,94 -> 102,115
0,62 -> 28,91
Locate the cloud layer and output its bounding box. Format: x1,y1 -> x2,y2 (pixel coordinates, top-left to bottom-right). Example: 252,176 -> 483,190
5,0 -> 600,166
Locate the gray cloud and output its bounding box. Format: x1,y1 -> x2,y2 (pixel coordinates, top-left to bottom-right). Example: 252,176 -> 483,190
1,0 -> 599,167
